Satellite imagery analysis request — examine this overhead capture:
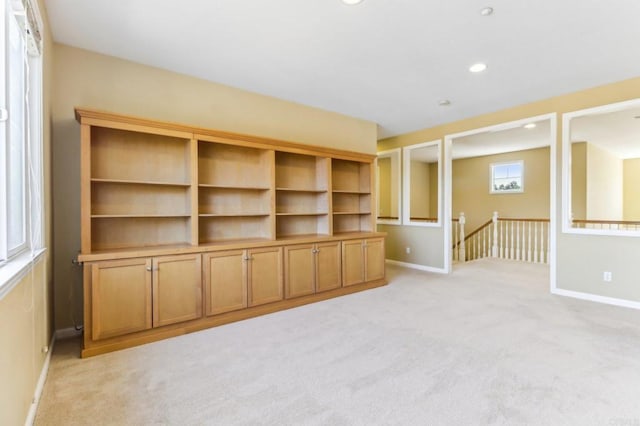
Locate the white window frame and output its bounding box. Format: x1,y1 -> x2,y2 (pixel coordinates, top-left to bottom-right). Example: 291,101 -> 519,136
490,160 -> 524,194
0,0 -> 45,299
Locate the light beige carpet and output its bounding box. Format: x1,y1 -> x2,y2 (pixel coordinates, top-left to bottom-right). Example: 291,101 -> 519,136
35,259 -> 640,425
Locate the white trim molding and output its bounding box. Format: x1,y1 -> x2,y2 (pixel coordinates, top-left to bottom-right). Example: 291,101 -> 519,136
552,288 -> 640,311
386,259 -> 447,274
25,334 -> 55,426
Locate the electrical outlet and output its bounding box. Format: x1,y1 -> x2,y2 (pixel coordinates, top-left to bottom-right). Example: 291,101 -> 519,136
603,271 -> 612,282
405,247 -> 411,254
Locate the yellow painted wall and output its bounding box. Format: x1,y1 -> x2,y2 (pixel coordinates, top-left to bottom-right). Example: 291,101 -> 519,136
452,147 -> 550,232
0,2 -> 54,425
410,161 -> 431,218
51,44 -> 378,330
377,157 -> 392,217
586,143 -> 623,220
0,258 -> 50,426
571,142 -> 587,220
378,77 -> 640,304
429,163 -> 439,218
623,158 -> 640,220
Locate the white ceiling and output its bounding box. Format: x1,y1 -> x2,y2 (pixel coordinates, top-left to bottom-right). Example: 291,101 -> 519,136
452,120 -> 551,159
44,0 -> 640,139
571,105 -> 640,159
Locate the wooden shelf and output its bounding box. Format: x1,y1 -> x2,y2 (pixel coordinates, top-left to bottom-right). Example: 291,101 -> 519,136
199,213 -> 270,217
331,190 -> 370,194
91,127 -> 190,183
276,188 -> 327,193
199,216 -> 271,243
91,217 -> 191,251
332,212 -> 371,215
198,142 -> 272,188
276,212 -> 328,216
91,180 -> 190,217
331,159 -> 371,193
92,214 -> 191,218
92,178 -> 190,187
199,184 -> 270,190
79,108 -> 376,252
275,152 -> 328,192
333,214 -> 373,234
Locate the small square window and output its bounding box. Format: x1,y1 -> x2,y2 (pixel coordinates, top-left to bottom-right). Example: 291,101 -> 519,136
490,161 -> 523,193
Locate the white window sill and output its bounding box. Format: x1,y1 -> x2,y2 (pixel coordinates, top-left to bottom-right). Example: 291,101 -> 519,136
0,248 -> 47,301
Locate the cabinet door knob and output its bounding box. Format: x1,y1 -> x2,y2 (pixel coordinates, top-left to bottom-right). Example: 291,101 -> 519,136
146,266 -> 152,271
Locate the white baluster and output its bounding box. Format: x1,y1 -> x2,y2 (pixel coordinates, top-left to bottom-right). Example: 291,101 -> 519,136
520,221 -> 524,260
527,222 -> 532,262
533,222 -> 539,263
515,221 -> 520,261
475,232 -> 479,260
539,221 -> 545,263
492,212 -> 498,257
482,226 -> 487,258
499,220 -> 504,258
510,221 -> 515,259
459,213 -> 466,263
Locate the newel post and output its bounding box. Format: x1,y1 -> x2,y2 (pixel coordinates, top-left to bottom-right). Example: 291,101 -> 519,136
459,212 -> 466,263
492,211 -> 499,257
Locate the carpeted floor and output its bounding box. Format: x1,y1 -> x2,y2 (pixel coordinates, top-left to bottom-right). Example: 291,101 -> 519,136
35,259 -> 640,425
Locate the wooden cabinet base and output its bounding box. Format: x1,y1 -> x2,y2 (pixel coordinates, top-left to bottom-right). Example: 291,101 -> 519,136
81,277 -> 387,358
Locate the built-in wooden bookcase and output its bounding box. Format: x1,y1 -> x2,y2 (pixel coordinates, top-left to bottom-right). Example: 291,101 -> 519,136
87,126 -> 194,251
80,111 -> 379,253
331,159 -> 373,234
275,152 -> 330,238
77,108 -> 386,358
197,141 -> 274,243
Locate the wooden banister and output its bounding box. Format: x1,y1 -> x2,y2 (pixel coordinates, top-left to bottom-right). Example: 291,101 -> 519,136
498,218 -> 550,222
464,219 -> 494,242
573,219 -> 640,225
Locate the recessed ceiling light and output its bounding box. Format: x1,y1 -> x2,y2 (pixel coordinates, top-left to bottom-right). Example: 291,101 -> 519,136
469,63 -> 488,73
480,7 -> 494,16
523,123 -> 537,129
438,100 -> 451,106
341,0 -> 363,4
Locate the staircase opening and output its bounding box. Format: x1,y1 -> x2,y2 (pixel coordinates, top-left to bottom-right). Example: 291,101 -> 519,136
444,115 -> 556,276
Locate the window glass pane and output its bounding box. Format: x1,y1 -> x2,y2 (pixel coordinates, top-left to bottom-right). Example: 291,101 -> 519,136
7,11 -> 26,252
492,162 -> 522,192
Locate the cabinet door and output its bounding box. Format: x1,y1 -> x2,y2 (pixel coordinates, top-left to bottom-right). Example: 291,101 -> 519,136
248,247 -> 283,306
342,239 -> 364,286
364,238 -> 385,282
91,258 -> 152,340
153,254 -> 202,328
284,244 -> 315,299
316,241 -> 342,292
204,250 -> 247,316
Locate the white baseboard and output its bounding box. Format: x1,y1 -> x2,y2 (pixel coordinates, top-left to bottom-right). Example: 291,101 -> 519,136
551,288 -> 640,311
386,259 -> 448,274
24,334 -> 55,426
55,327 -> 82,340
